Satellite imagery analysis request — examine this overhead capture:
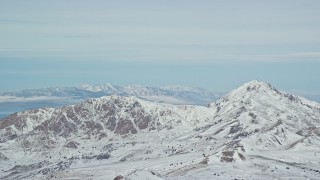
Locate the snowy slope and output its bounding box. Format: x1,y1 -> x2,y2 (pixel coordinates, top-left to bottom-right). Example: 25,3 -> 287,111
207,80 -> 320,148
0,80 -> 319,179
200,80 -> 320,163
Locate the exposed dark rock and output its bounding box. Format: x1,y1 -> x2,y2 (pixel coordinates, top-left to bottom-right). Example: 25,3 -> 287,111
230,124 -> 242,134
233,132 -> 249,140
248,112 -> 257,119
200,157 -> 209,164
0,152 -> 8,160
102,143 -> 114,151
114,119 -> 137,135
74,104 -> 91,119
119,154 -> 134,162
113,175 -> 123,180
38,161 -> 72,175
221,151 -> 235,162
214,128 -> 225,135
9,160 -> 49,173
96,153 -> 110,160
64,141 -> 80,149
0,113 -> 26,131
238,152 -> 246,160
222,151 -> 234,157
106,116 -> 117,131
134,114 -> 151,130
66,108 -> 81,124
21,140 -> 31,148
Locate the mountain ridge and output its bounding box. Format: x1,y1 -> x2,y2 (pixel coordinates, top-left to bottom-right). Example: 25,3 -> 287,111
0,80 -> 320,179
0,83 -> 222,119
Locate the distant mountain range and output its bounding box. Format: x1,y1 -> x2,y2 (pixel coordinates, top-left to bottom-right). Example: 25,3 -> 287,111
0,84 -> 222,118
0,80 -> 319,179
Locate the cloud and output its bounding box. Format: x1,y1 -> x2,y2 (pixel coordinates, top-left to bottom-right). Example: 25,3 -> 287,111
279,52 -> 320,58
1,46 -> 320,63
250,52 -> 320,62
1,0 -> 320,63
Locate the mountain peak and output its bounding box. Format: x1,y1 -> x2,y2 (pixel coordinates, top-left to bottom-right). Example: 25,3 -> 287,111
238,80 -> 273,92
212,80 -> 313,110
243,79 -> 268,86
79,83 -> 116,92
212,80 -> 320,119
222,80 -> 277,101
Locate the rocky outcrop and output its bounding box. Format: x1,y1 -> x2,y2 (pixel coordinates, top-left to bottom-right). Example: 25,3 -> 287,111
0,95 -> 205,145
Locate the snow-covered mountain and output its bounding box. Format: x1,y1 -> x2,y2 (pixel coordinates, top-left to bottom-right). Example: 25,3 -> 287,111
0,83 -> 220,105
0,84 -> 221,119
0,80 -> 320,179
79,83 -> 220,105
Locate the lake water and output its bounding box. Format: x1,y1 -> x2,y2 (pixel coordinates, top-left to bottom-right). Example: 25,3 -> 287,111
0,113 -> 9,119
0,100 -> 83,120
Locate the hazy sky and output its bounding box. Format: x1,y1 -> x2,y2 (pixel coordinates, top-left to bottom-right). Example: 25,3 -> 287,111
1,0 -> 320,93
